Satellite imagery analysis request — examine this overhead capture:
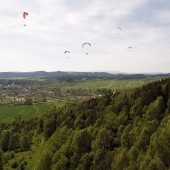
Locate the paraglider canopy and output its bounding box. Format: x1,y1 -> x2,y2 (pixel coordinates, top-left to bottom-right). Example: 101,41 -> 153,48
82,42 -> 91,48
82,42 -> 91,55
23,12 -> 29,19
116,27 -> 121,30
64,50 -> 70,54
64,50 -> 70,58
115,27 -> 122,35
128,46 -> 132,52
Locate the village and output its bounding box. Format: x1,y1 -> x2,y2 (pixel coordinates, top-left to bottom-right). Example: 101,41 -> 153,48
0,79 -> 107,106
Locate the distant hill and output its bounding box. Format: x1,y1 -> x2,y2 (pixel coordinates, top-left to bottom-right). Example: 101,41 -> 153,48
0,71 -> 113,78
0,71 -> 169,80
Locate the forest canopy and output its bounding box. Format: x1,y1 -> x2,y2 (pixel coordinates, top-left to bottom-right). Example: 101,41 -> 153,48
0,78 -> 170,170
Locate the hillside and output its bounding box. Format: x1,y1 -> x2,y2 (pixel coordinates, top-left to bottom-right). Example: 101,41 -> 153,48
0,78 -> 170,170
0,71 -> 169,80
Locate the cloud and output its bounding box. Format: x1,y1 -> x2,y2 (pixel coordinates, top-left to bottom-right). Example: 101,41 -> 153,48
155,10 -> 170,24
0,0 -> 169,73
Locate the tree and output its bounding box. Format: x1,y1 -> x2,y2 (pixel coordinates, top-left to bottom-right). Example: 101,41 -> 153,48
43,117 -> 56,140
24,97 -> 33,105
0,150 -> 3,169
92,127 -> 114,150
8,134 -> 19,151
36,153 -> 51,170
112,148 -> 129,170
120,124 -> 132,148
77,153 -> 93,170
14,114 -> 22,124
37,118 -> 44,134
19,135 -> 30,151
0,130 -> 10,151
167,98 -> 170,112
144,96 -> 165,120
69,128 -> 92,168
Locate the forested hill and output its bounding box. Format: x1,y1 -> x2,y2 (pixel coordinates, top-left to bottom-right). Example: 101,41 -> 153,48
0,71 -> 169,80
0,78 -> 170,170
0,71 -> 112,79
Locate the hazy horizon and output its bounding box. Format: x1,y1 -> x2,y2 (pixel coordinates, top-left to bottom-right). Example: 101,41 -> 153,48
0,70 -> 169,75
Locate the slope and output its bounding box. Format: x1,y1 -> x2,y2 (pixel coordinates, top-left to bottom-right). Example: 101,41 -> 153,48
0,78 -> 170,170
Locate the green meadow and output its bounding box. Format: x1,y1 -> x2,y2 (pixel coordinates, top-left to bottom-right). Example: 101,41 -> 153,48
64,78 -> 159,90
0,78 -> 160,123
0,102 -> 65,123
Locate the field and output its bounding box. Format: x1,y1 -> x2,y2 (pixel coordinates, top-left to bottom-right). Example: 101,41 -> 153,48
63,78 -> 159,90
0,102 -> 65,123
0,78 -> 161,123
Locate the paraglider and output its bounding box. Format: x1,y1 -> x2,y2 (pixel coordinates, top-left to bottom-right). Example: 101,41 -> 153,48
128,46 -> 132,52
82,43 -> 91,55
115,27 -> 122,34
64,50 -> 70,54
64,50 -> 70,58
116,27 -> 121,30
23,12 -> 29,26
23,12 -> 29,19
82,43 -> 91,48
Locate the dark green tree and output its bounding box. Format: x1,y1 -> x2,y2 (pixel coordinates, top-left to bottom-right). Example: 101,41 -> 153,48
19,135 -> 30,151
0,130 -> 10,151
8,134 -> 19,151
24,97 -> 33,105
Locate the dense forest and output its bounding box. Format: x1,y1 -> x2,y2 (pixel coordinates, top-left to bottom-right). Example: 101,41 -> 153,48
0,78 -> 170,169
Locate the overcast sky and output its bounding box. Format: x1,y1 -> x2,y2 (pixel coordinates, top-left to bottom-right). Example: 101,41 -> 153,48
0,0 -> 170,73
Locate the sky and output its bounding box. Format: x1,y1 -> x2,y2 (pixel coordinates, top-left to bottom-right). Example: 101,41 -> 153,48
0,0 -> 170,73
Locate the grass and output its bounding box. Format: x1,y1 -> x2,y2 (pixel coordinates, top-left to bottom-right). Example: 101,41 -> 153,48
0,78 -> 160,123
3,134 -> 45,170
63,78 -> 159,90
0,102 -> 65,123
26,134 -> 45,170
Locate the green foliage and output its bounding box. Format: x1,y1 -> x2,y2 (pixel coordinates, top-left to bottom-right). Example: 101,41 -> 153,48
43,116 -> 56,140
121,124 -> 132,148
0,78 -> 170,169
77,153 -> 93,170
53,155 -> 69,170
113,147 -> 129,170
36,118 -> 43,134
144,96 -> 165,120
0,150 -> 3,169
11,160 -> 19,169
0,130 -> 11,151
24,97 -> 33,105
36,153 -> 51,170
8,134 -> 19,151
167,98 -> 170,112
19,135 -> 31,151
92,127 -> 114,150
